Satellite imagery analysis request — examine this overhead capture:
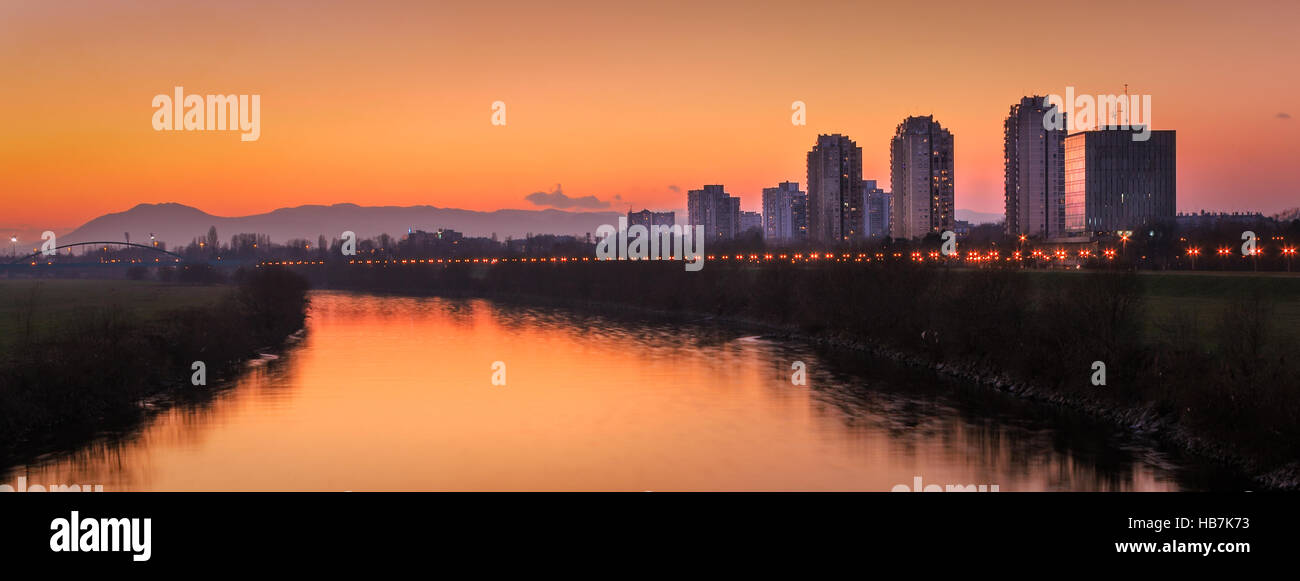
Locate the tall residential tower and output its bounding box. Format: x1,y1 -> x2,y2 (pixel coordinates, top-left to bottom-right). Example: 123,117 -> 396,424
889,116 -> 954,239
687,185 -> 740,241
1004,96 -> 1067,239
761,181 -> 805,242
806,134 -> 863,243
863,180 -> 891,238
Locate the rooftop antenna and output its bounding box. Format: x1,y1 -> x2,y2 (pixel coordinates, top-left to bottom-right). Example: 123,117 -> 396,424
1121,83 -> 1130,126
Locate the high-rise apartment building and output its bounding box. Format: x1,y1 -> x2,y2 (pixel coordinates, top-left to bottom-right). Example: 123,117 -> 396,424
687,185 -> 741,241
1004,96 -> 1067,239
889,116 -> 954,239
806,134 -> 863,243
863,180 -> 891,238
761,181 -> 805,242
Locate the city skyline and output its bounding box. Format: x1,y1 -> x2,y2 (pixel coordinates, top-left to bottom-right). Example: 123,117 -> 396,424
3,0 -> 1298,233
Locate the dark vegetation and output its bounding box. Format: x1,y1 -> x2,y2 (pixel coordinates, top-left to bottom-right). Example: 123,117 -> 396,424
0,267 -> 309,463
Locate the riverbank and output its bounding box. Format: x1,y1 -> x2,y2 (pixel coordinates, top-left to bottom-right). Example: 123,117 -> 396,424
0,268 -> 309,466
314,261 -> 1300,490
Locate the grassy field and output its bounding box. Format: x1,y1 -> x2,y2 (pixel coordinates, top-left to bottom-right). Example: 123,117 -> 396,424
0,279 -> 231,348
1014,269 -> 1300,349
0,270 -> 309,464
1136,271 -> 1300,348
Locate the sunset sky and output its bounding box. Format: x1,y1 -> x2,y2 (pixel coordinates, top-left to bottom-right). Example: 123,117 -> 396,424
2,0 -> 1297,233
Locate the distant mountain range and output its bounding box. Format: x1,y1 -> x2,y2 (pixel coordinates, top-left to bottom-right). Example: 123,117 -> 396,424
956,209 -> 1003,225
57,203 -> 1010,248
30,204 -> 1297,249
61,203 -> 623,247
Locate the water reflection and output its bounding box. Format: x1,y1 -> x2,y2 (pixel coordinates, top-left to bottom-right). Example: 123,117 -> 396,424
3,292 -> 1214,491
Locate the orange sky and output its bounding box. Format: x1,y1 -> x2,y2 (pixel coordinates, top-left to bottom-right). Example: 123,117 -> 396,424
2,0 -> 1297,231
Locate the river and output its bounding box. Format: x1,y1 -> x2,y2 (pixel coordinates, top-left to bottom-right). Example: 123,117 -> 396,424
3,291 -> 1238,491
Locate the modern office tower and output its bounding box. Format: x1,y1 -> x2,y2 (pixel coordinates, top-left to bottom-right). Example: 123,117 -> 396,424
739,211 -> 762,234
1064,128 -> 1176,236
687,185 -> 740,241
862,180 -> 890,238
889,116 -> 954,239
806,134 -> 864,243
627,209 -> 676,230
1004,96 -> 1067,239
761,181 -> 805,242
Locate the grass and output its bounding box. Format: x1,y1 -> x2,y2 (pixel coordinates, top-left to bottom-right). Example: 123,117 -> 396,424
0,279 -> 231,348
1137,271 -> 1300,348
1013,269 -> 1300,349
0,269 -> 309,463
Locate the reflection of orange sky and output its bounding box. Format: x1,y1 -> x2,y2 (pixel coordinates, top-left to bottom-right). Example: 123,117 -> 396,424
2,0 -> 1297,228
7,294 -> 1181,491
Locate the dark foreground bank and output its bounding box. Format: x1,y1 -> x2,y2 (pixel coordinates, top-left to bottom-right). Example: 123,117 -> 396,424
0,267 -> 309,465
311,260 -> 1300,489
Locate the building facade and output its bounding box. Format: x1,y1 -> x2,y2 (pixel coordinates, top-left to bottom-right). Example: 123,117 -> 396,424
862,180 -> 890,238
1004,96 -> 1066,239
1064,128 -> 1176,236
627,209 -> 676,230
761,181 -> 805,242
806,134 -> 863,243
687,185 -> 741,241
890,116 -> 954,239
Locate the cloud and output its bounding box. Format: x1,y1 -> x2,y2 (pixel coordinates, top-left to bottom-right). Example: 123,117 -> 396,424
1278,112 -> 1292,119
524,184 -> 610,209
667,185 -> 681,193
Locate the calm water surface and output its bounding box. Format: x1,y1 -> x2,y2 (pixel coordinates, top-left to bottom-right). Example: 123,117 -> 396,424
6,292 -> 1225,491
